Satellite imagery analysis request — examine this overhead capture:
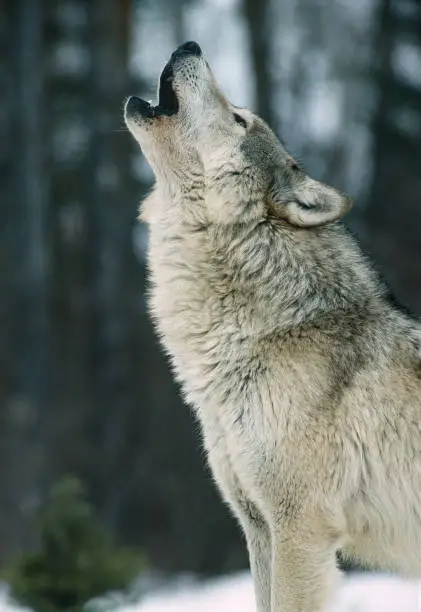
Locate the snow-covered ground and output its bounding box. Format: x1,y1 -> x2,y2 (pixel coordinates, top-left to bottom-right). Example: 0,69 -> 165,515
122,573 -> 421,612
4,573 -> 419,612
0,585 -> 31,612
1,572 -> 420,611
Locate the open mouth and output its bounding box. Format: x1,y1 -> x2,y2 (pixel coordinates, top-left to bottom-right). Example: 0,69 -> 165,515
125,42 -> 202,122
156,62 -> 179,115
127,61 -> 179,120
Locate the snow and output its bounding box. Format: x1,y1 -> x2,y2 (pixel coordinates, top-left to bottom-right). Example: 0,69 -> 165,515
127,573 -> 421,612
1,573 -> 420,611
0,584 -> 32,612
121,573 -> 255,612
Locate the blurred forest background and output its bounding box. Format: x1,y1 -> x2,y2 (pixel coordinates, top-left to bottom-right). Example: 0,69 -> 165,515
1,0 -> 421,585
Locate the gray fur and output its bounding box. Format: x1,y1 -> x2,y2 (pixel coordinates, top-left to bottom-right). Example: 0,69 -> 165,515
125,46 -> 421,612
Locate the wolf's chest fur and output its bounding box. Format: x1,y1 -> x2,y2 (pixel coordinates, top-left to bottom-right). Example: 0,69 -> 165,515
146,217 -> 330,507
148,223 -> 266,471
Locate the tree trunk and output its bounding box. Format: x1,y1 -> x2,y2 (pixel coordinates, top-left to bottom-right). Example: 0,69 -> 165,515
85,0 -> 144,533
3,0 -> 50,559
241,0 -> 275,126
367,0 -> 421,312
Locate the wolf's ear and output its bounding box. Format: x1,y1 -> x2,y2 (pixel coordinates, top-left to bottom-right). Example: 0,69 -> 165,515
270,177 -> 352,227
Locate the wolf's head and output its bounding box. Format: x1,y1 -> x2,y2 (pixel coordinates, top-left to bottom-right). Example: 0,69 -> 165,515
125,41 -> 351,227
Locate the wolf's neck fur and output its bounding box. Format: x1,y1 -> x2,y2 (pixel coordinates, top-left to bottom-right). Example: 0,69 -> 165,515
144,184 -> 415,415
147,183 -> 383,329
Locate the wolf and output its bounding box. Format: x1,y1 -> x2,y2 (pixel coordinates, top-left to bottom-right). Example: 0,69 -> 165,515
124,41 -> 421,612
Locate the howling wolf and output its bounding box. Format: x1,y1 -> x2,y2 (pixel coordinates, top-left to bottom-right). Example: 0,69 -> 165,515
124,41 -> 421,612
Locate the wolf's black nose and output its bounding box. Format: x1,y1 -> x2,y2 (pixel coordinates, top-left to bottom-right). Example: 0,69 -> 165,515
173,41 -> 202,58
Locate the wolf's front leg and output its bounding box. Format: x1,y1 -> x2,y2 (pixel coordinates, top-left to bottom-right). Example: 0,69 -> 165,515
241,512 -> 272,612
270,524 -> 340,612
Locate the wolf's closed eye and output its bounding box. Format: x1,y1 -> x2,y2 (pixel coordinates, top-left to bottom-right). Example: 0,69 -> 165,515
296,199 -> 312,210
233,113 -> 247,129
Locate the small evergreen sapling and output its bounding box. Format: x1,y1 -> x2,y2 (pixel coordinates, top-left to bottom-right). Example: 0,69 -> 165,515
4,476 -> 144,611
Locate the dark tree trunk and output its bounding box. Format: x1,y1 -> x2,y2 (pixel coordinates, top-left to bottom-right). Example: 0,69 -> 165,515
366,0 -> 421,312
85,0 -> 142,532
44,0 -> 95,498
3,0 -> 50,558
241,0 -> 275,126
